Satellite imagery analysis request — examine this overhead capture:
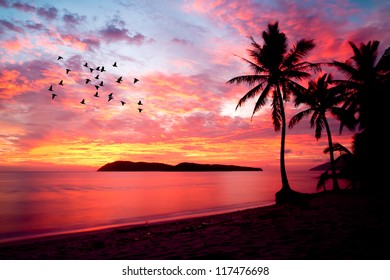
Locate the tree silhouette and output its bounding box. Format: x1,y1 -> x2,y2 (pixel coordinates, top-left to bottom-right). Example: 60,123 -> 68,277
289,73 -> 348,191
227,22 -> 320,203
331,42 -> 390,191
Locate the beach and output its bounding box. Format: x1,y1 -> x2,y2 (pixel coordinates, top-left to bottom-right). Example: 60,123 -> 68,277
0,191 -> 389,260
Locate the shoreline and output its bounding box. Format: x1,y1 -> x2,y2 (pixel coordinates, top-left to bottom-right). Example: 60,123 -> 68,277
0,191 -> 389,259
0,200 -> 275,245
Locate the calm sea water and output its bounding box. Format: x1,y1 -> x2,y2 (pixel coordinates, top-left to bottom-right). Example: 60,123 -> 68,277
0,170 -> 326,243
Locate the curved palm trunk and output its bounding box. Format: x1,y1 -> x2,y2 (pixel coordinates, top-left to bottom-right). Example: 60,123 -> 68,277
323,117 -> 340,191
277,86 -> 292,192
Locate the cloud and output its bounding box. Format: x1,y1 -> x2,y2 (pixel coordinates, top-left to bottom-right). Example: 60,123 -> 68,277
99,24 -> 146,45
0,19 -> 23,34
36,6 -> 58,20
11,2 -> 35,12
62,11 -> 86,26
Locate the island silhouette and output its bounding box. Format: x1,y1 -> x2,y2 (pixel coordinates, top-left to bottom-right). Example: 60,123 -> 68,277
97,161 -> 262,172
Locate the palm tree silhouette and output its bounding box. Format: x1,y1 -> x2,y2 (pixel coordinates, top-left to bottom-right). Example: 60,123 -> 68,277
331,41 -> 390,191
227,22 -> 320,203
331,41 -> 389,131
289,73 -> 347,191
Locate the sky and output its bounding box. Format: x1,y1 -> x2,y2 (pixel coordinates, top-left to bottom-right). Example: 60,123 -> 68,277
0,0 -> 389,171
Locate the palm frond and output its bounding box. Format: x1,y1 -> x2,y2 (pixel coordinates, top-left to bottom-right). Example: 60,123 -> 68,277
233,54 -> 266,74
284,39 -> 316,67
251,84 -> 271,120
314,117 -> 324,139
329,60 -> 358,79
288,109 -> 312,128
235,83 -> 264,109
227,74 -> 267,87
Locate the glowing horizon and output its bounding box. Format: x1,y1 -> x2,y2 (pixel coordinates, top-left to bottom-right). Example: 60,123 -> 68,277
1,0 -> 389,171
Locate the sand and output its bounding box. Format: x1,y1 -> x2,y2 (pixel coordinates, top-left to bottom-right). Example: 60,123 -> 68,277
0,191 -> 389,260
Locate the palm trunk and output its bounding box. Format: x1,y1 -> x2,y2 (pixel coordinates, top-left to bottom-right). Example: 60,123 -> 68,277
277,85 -> 291,192
324,117 -> 340,191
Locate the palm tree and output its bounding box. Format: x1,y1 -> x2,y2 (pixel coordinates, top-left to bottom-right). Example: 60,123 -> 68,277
227,22 -> 320,203
289,73 -> 347,191
331,42 -> 390,191
317,142 -> 359,191
331,41 -> 389,132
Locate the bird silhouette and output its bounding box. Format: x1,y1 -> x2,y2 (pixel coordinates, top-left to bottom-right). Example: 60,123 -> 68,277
94,85 -> 99,90
59,80 -> 63,86
80,99 -> 86,105
99,81 -> 104,87
89,68 -> 94,73
95,74 -> 99,79
48,85 -> 53,91
113,62 -> 117,67
138,108 -> 143,113
85,79 -> 91,84
134,78 -> 139,84
116,76 -> 123,83
100,66 -> 106,72
83,62 -> 88,67
66,69 -> 71,74
120,101 -> 126,106
51,93 -> 57,99
138,100 -> 143,105
94,92 -> 99,97
58,56 -> 63,60
108,93 -> 114,102
96,66 -> 100,71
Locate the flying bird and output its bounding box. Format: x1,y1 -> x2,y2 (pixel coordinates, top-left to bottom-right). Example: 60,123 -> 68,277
51,93 -> 57,99
134,78 -> 139,84
138,100 -> 143,106
108,93 -> 114,102
48,85 -> 53,91
113,62 -> 117,67
95,74 -> 99,79
99,81 -> 104,87
116,76 -> 123,83
66,69 -> 71,74
138,108 -> 143,113
96,66 -> 101,71
57,56 -> 63,60
89,68 -> 94,73
85,78 -> 91,84
59,80 -> 64,86
100,66 -> 106,72
120,101 -> 126,106
80,99 -> 86,105
94,92 -> 99,97
94,85 -> 100,90
83,62 -> 88,67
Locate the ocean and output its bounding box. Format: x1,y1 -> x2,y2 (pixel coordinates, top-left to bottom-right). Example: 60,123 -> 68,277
0,170 -> 328,243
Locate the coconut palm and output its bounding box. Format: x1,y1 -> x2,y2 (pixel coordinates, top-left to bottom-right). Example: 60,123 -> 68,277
227,22 -> 320,203
289,73 -> 348,191
331,42 -> 390,191
331,41 -> 390,131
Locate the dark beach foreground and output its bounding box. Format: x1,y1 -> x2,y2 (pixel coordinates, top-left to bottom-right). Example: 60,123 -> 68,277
0,191 -> 389,260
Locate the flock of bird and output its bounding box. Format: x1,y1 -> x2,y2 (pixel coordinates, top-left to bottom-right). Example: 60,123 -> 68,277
49,56 -> 144,113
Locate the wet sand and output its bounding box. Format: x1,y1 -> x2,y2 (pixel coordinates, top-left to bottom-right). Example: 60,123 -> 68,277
0,191 -> 389,259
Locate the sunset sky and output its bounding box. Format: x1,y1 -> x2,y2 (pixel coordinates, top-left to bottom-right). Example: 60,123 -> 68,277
0,0 -> 389,171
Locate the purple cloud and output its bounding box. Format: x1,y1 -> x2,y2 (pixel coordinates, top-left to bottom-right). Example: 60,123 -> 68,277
24,21 -> 45,31
37,6 -> 58,20
62,11 -> 86,26
99,25 -> 146,45
0,19 -> 23,34
11,2 -> 35,12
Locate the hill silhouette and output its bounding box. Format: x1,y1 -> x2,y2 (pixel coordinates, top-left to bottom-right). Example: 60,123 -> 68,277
97,161 -> 262,172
